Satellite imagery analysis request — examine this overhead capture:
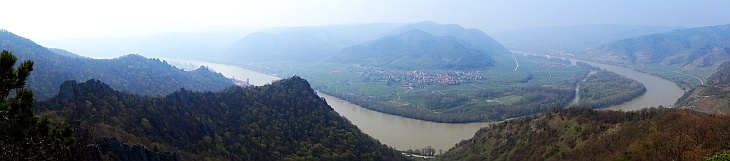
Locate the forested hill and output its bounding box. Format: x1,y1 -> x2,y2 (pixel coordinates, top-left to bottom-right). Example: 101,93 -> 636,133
586,24 -> 730,69
37,77 -> 407,160
220,21 -> 509,63
0,29 -> 232,99
328,29 -> 495,70
436,107 -> 730,161
391,21 -> 510,56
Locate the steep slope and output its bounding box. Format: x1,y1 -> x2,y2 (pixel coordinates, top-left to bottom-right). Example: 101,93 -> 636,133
676,62 -> 730,112
0,29 -> 233,99
586,24 -> 730,69
494,24 -> 680,51
437,107 -> 730,161
37,77 -> 407,161
392,21 -> 510,55
329,29 -> 495,70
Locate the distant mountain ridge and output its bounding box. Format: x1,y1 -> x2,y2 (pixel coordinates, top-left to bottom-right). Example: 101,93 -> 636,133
586,24 -> 730,69
0,29 -> 233,99
392,21 -> 510,55
40,30 -> 253,59
220,21 -> 509,66
220,23 -> 404,62
222,32 -> 346,62
47,48 -> 84,58
328,29 -> 496,70
494,24 -> 681,51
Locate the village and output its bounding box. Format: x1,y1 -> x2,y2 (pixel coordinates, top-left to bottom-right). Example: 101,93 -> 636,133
365,69 -> 484,86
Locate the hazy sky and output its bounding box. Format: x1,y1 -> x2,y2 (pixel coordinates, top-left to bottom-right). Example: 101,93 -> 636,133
3,0 -> 730,40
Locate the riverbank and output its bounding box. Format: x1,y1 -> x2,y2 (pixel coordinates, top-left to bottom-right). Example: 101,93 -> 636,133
513,51 -> 684,111
160,57 -> 684,151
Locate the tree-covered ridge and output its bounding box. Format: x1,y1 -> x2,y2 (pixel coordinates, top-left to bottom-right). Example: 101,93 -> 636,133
0,29 -> 233,99
37,76 -> 407,161
437,107 -> 730,161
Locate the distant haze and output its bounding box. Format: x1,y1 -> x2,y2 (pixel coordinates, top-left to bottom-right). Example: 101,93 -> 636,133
2,0 -> 730,41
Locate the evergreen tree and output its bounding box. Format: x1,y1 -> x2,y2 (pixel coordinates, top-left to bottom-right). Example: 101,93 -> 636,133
0,50 -> 74,160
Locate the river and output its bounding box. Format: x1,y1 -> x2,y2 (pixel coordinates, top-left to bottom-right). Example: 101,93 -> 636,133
160,57 -> 684,151
572,59 -> 684,110
513,52 -> 684,110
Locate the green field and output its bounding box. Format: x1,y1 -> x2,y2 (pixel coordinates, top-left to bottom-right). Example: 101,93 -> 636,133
238,54 -> 591,122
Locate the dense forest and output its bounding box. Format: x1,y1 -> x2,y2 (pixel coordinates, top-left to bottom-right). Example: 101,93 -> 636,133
578,70 -> 646,109
0,29 -> 232,99
436,107 -> 730,161
36,76 -> 407,160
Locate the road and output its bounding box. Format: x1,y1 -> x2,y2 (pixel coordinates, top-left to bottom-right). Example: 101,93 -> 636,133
512,53 -> 519,71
